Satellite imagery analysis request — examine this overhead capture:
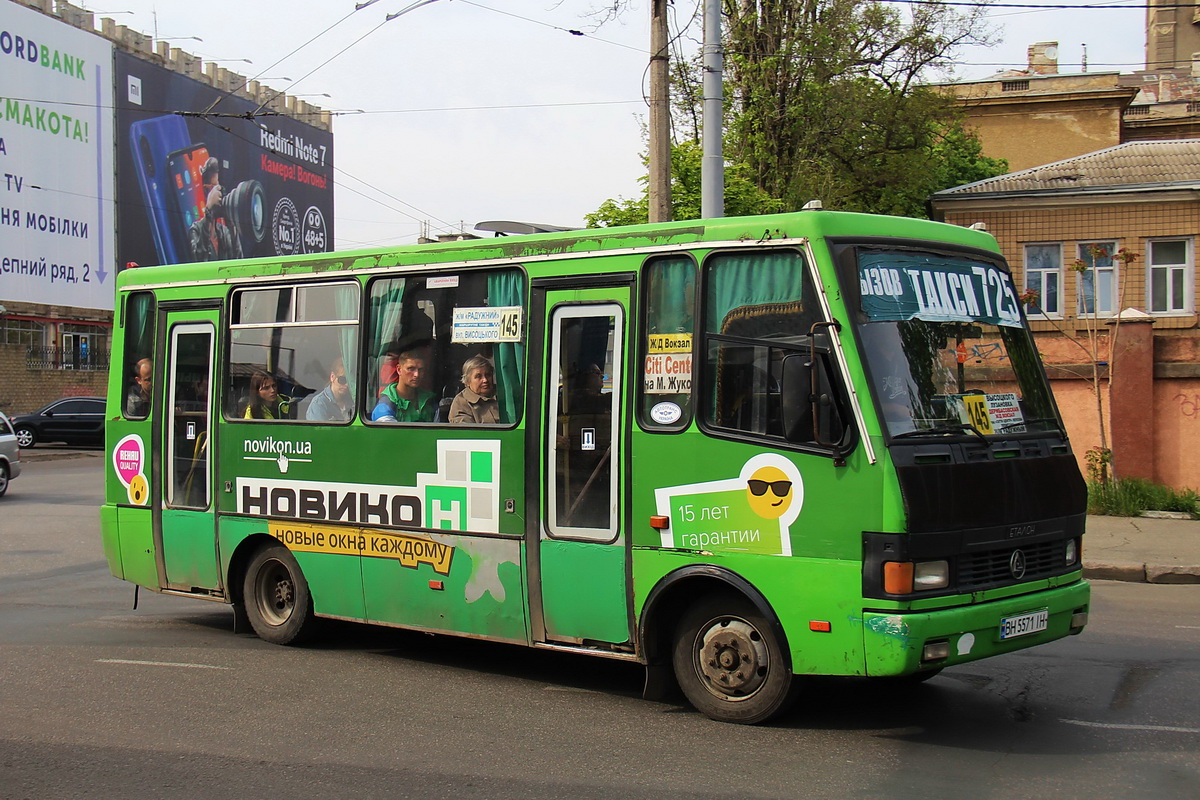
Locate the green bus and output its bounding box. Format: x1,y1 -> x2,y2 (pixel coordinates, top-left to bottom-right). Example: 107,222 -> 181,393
100,210 -> 1089,724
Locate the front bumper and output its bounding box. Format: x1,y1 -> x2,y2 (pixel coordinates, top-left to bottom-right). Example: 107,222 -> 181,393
863,579 -> 1090,676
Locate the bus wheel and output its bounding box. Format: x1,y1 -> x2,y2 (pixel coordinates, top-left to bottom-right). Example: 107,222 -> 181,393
672,595 -> 797,724
243,544 -> 317,646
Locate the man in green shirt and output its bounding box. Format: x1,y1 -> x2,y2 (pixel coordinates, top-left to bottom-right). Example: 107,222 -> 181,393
371,351 -> 436,422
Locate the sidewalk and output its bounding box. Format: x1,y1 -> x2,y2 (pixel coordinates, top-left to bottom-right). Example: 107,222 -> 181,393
1083,513 -> 1200,584
16,448 -> 1198,583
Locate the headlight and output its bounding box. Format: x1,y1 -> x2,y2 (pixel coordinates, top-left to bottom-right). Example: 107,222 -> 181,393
1065,538 -> 1078,566
914,560 -> 950,590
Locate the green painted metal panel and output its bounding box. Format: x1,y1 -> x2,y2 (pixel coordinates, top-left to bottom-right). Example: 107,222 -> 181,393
541,540 -> 629,643
162,509 -> 220,590
361,534 -> 525,642
115,506 -> 157,588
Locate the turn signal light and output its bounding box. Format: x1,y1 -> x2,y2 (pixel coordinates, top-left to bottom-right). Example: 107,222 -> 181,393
883,561 -> 914,594
649,515 -> 670,529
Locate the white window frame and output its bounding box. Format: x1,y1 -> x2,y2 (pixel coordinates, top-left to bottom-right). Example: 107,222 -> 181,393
1076,240 -> 1118,318
1146,237 -> 1193,315
1022,243 -> 1063,319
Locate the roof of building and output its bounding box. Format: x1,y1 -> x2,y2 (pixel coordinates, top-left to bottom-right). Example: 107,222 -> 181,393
933,139 -> 1200,197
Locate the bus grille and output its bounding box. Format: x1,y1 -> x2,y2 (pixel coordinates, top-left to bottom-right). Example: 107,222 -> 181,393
958,540 -> 1069,590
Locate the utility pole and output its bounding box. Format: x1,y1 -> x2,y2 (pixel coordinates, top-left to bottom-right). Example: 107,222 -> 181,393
648,0 -> 672,223
701,0 -> 723,219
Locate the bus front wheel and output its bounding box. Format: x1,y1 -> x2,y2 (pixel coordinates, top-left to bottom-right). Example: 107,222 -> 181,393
243,544 -> 317,646
671,595 -> 797,724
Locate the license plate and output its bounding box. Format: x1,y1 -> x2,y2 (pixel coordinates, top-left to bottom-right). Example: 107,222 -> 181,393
999,608 -> 1049,640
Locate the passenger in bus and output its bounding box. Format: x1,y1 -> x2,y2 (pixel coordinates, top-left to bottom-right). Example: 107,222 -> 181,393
243,370 -> 292,420
305,357 -> 354,422
449,355 -> 499,424
371,350 -> 436,422
125,357 -> 153,417
377,344 -> 400,397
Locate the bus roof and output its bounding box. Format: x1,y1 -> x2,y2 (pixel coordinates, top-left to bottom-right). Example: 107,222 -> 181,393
116,211 -> 1001,291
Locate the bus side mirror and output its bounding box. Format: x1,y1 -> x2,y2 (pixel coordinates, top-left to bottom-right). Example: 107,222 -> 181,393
782,353 -> 845,446
781,354 -> 814,442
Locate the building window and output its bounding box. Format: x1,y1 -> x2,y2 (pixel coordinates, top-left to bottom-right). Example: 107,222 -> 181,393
1023,243 -> 1062,317
1001,80 -> 1029,92
1147,238 -> 1192,314
1,318 -> 46,347
1077,241 -> 1118,316
1126,105 -> 1150,116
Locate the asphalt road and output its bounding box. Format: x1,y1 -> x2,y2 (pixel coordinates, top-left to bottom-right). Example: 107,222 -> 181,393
1,458 -> 1198,798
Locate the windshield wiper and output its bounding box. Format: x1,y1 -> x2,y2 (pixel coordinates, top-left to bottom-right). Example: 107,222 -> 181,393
891,422 -> 989,443
996,417 -> 1060,433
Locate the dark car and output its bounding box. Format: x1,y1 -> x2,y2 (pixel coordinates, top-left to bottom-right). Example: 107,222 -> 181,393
11,396 -> 106,448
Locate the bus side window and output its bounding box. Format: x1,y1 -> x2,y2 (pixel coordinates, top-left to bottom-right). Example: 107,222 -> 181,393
227,282 -> 360,423
123,292 -> 156,419
365,269 -> 525,426
639,255 -> 695,431
702,249 -> 830,444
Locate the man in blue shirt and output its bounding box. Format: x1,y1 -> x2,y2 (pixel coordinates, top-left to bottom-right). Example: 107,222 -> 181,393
306,357 -> 354,421
371,350 -> 435,422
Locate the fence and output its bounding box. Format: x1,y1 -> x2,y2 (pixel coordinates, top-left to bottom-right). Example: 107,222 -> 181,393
25,346 -> 112,372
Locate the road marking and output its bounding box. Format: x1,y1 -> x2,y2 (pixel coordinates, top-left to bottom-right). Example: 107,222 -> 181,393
97,658 -> 231,670
1061,719 -> 1200,734
1175,625 -> 1200,630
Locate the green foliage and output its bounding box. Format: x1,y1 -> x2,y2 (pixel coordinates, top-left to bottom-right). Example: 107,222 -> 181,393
1088,477 -> 1200,518
588,0 -> 1005,224
723,0 -> 1001,218
1085,446 -> 1113,484
585,140 -> 783,227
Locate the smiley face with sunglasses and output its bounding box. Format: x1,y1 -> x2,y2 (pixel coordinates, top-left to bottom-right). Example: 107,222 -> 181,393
745,465 -> 795,520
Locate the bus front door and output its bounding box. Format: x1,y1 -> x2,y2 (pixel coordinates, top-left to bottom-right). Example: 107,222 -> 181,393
156,309 -> 220,593
530,286 -> 631,646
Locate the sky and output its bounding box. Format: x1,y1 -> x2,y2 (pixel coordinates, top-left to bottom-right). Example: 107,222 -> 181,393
79,0 -> 1149,249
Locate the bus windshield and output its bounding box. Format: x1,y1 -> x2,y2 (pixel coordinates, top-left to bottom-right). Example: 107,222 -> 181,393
854,248 -> 1062,438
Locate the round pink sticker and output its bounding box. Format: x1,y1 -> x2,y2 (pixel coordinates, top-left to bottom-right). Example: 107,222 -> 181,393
113,434 -> 145,486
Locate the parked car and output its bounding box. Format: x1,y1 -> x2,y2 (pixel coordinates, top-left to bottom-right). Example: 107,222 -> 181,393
0,410 -> 22,497
11,396 -> 106,448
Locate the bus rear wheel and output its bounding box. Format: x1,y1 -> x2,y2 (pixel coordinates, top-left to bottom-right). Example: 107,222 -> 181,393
671,595 -> 797,724
243,544 -> 317,646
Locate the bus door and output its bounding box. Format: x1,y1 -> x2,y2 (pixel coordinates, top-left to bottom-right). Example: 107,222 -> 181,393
529,283 -> 632,646
156,308 -> 220,593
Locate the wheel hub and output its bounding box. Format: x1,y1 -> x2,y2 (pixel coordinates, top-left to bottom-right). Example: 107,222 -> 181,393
697,618 -> 769,698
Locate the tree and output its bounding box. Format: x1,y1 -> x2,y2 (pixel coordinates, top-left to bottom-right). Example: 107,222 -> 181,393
586,139 -> 783,227
587,0 -> 1002,222
722,0 -> 998,216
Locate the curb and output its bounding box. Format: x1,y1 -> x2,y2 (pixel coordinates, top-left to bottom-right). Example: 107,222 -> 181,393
1084,563 -> 1200,584
17,450 -> 103,463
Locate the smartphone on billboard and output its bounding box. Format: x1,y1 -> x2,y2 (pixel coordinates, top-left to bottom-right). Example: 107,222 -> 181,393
128,114 -> 192,265
165,143 -> 211,232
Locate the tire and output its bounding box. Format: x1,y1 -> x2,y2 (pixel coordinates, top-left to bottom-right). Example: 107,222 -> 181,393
243,544 -> 318,646
14,427 -> 35,448
0,463 -> 8,497
672,594 -> 798,724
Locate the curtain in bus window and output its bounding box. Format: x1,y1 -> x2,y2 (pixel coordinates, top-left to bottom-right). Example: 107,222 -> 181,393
488,270 -> 525,423
369,279 -> 405,397
334,284 -> 360,390
705,251 -> 804,334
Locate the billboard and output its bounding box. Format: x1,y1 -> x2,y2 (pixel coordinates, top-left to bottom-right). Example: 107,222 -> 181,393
115,50 -> 333,270
0,0 -> 117,310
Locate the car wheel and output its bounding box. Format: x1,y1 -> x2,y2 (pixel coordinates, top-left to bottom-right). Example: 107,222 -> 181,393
671,593 -> 798,724
243,544 -> 319,646
0,463 -> 8,497
14,427 -> 35,448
